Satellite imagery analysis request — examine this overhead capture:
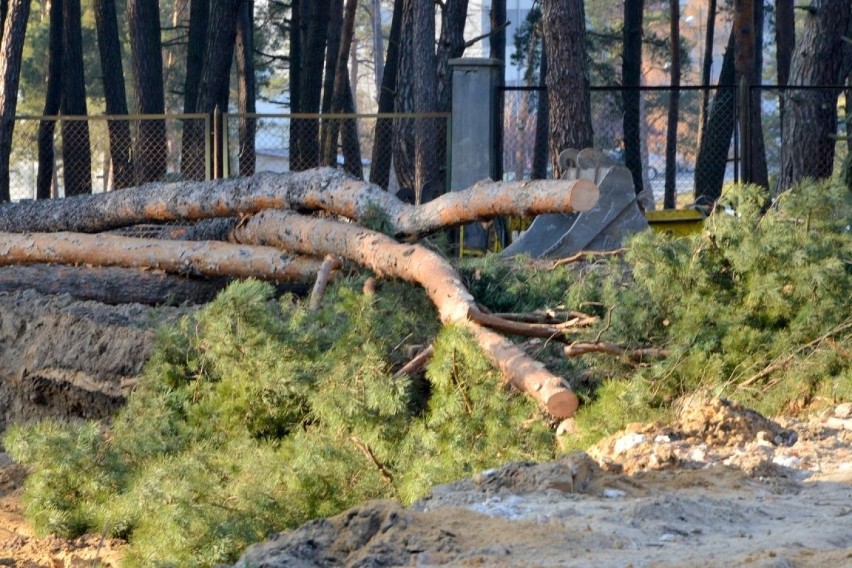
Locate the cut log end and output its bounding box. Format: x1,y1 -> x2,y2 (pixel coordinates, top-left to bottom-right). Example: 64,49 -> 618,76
545,391 -> 580,419
570,179 -> 601,212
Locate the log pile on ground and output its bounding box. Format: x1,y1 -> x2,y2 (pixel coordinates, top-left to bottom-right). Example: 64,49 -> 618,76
0,167 -> 600,418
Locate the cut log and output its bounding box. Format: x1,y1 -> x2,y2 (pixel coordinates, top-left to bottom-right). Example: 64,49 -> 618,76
0,168 -> 599,238
230,209 -> 579,418
0,231 -> 324,282
0,264 -> 231,305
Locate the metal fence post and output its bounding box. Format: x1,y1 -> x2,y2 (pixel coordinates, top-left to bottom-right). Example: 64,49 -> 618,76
221,112 -> 230,179
204,113 -> 212,181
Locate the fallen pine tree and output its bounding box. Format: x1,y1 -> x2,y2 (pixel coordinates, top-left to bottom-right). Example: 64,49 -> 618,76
0,168 -> 600,418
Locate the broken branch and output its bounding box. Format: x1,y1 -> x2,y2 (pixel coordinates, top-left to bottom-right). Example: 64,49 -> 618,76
563,341 -> 670,365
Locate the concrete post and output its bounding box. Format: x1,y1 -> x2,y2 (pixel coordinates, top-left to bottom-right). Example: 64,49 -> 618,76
449,58 -> 504,251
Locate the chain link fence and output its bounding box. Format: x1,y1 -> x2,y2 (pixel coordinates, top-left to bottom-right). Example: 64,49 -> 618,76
224,112 -> 451,200
4,114 -> 209,201
502,85 -> 848,206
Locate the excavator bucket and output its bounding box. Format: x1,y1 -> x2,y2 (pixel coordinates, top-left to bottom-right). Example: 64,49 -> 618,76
502,148 -> 648,258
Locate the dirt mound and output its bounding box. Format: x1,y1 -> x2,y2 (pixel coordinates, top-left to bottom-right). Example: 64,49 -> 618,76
0,290 -> 189,430
232,400 -> 852,568
588,397 -> 803,475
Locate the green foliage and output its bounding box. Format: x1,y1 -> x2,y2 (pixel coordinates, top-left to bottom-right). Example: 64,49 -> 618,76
6,276 -> 554,566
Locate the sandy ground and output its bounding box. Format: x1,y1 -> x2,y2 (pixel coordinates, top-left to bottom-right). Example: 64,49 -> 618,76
0,399 -> 850,567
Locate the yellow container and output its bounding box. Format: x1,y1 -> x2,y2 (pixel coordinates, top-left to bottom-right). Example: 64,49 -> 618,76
644,209 -> 705,237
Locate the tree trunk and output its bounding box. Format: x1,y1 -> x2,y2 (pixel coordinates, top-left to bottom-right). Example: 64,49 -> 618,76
0,168 -> 598,238
340,73 -> 363,179
128,0 -> 167,184
370,0 -> 383,95
775,0 -> 793,140
0,230 -> 324,282
369,0 -> 403,189
777,1 -> 851,193
541,0 -> 594,175
231,208 -> 580,417
698,0 -> 717,141
94,0 -> 134,189
320,0 -> 346,166
393,0 -> 415,193
412,0 -> 438,203
36,0 -> 62,200
0,265 -> 234,306
532,47 -> 549,180
694,31 -> 736,204
0,0 -> 28,202
663,0 -> 680,209
622,0 -> 644,196
748,0 -> 768,188
292,0 -> 330,171
179,0 -> 210,180
236,0 -> 256,177
61,0 -> 93,196
434,0 -> 468,192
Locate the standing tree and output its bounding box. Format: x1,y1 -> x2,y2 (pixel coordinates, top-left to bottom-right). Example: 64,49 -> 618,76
774,0 -> 793,140
777,1 -> 851,192
0,0 -> 30,202
36,0 -> 62,200
369,0 -> 402,189
663,0 -> 680,209
541,0 -> 593,174
698,0 -> 716,141
370,0 -> 383,94
235,0 -> 256,177
412,0 -> 438,203
179,0 -> 209,180
128,0 -> 167,184
393,0 -> 415,194
94,0 -> 134,189
622,0 -> 644,196
61,0 -> 93,196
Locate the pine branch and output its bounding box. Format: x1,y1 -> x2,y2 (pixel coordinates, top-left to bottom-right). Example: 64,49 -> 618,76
350,435 -> 395,486
308,255 -> 342,311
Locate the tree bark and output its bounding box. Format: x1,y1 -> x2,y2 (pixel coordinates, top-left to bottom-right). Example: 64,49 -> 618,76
434,0 -> 468,191
775,0 -> 793,140
412,0 -> 438,203
541,0 -> 593,175
698,0 -> 716,142
0,265 -> 233,305
369,0 -> 403,189
777,1 -> 851,193
93,0 -> 134,189
231,209 -> 580,417
622,0 -> 644,196
0,168 -> 598,238
0,230 -> 324,282
61,0 -> 92,196
128,0 -> 167,184
663,0 -> 680,209
320,0 -> 357,168
370,0 -> 383,94
748,0 -> 768,188
0,0 -> 30,202
179,0 -> 211,180
392,0 -> 415,194
236,0 -> 256,177
340,73 -> 363,179
532,46 -> 549,180
36,0 -> 62,200
292,0 -> 330,171
694,31 -> 736,204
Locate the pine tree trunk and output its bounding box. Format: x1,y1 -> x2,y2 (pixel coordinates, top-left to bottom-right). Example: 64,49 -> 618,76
292,0 -> 330,171
774,0 -> 793,141
369,0 -> 403,189
748,0 -> 768,188
435,0 -> 468,192
128,0 -> 167,184
489,0 -> 506,61
777,1 -> 851,193
340,74 -> 363,179
694,31 -> 736,204
663,0 -> 680,209
179,0 -> 210,180
319,0 -> 345,167
0,169 -> 598,238
61,0 -> 92,196
412,0 -> 438,203
698,0 -> 716,144
0,0 -> 28,202
236,0 -> 256,177
370,0 -> 383,94
93,0 -> 134,189
532,47 -> 549,180
36,0 -> 62,200
392,0 -> 415,193
541,0 -> 593,175
622,0 -> 644,196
